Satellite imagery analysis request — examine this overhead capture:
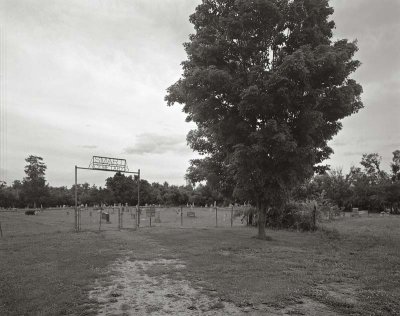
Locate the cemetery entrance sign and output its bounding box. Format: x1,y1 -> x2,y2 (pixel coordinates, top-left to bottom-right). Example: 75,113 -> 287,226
74,156 -> 140,232
89,156 -> 129,172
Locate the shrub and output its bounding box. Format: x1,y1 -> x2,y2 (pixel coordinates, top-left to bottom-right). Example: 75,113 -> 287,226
240,202 -> 318,231
265,201 -> 317,231
241,207 -> 258,226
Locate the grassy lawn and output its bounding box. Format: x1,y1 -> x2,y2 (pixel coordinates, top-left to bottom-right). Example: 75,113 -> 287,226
0,231 -> 122,315
0,215 -> 399,315
144,217 -> 400,315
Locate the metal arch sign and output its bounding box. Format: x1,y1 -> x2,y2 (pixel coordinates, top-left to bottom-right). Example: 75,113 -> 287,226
89,156 -> 129,172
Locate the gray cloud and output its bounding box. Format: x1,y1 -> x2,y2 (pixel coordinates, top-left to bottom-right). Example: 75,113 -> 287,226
331,140 -> 346,147
2,0 -> 398,186
1,0 -> 199,186
332,0 -> 400,84
124,133 -> 190,155
343,151 -> 365,157
80,145 -> 98,149
332,0 -> 400,35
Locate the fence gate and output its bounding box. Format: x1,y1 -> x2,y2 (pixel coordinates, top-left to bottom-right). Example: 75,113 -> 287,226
74,156 -> 140,232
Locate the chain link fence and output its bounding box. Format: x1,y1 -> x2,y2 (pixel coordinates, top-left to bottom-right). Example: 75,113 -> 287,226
0,205 -> 252,236
137,206 -> 250,228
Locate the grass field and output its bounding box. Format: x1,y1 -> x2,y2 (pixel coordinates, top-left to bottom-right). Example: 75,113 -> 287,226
0,212 -> 399,315
0,207 -> 245,236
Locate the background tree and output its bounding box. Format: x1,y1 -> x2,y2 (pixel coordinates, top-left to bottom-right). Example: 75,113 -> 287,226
138,180 -> 155,205
166,0 -> 363,238
360,153 -> 388,185
355,153 -> 389,210
22,155 -> 48,208
391,150 -> 400,182
10,180 -> 24,208
293,169 -> 352,209
346,166 -> 368,209
105,173 -> 156,206
321,168 -> 352,208
0,181 -> 13,208
46,186 -> 73,207
105,172 -> 136,205
382,150 -> 400,213
3,151 -> 399,211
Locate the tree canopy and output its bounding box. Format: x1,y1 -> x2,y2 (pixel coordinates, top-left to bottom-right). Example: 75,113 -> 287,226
166,0 -> 363,238
294,151 -> 400,214
22,155 -> 48,208
391,150 -> 400,182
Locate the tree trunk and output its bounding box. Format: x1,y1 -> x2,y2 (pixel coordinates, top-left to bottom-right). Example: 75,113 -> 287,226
257,203 -> 267,239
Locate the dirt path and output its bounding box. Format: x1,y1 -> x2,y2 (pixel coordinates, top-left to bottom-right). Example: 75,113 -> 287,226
86,230 -> 346,315
89,257 -> 242,315
88,254 -> 342,315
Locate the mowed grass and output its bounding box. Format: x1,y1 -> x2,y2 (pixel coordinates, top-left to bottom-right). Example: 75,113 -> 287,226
0,213 -> 399,315
0,206 -> 244,236
144,216 -> 400,315
0,231 -> 126,315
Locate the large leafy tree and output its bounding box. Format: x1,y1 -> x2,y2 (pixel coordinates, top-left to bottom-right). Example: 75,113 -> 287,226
22,155 -> 48,208
166,0 -> 362,238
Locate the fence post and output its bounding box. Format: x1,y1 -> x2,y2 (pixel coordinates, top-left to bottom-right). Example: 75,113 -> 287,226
231,205 -> 233,227
180,206 -> 183,227
78,207 -> 81,232
215,207 -> 218,227
117,205 -> 119,229
148,207 -> 151,227
75,165 -> 78,232
137,205 -> 140,227
313,205 -> 317,230
134,205 -> 138,230
99,209 -> 102,231
0,221 -> 3,238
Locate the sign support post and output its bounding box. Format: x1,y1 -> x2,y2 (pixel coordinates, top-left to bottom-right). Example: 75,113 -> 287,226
75,165 -> 78,232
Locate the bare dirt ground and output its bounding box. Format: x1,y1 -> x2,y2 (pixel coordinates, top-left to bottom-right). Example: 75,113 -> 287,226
88,252 -> 345,315
89,257 -> 243,315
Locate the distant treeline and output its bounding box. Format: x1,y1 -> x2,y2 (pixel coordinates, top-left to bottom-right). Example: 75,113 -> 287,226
0,177 -> 224,208
0,155 -> 227,208
294,152 -> 400,213
1,151 -> 400,212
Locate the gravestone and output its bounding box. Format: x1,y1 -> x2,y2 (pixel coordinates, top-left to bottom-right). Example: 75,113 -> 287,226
101,212 -> 110,223
146,207 -> 155,218
155,212 -> 161,223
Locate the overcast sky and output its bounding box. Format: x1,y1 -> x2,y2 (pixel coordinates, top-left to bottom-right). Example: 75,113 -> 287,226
0,0 -> 399,187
